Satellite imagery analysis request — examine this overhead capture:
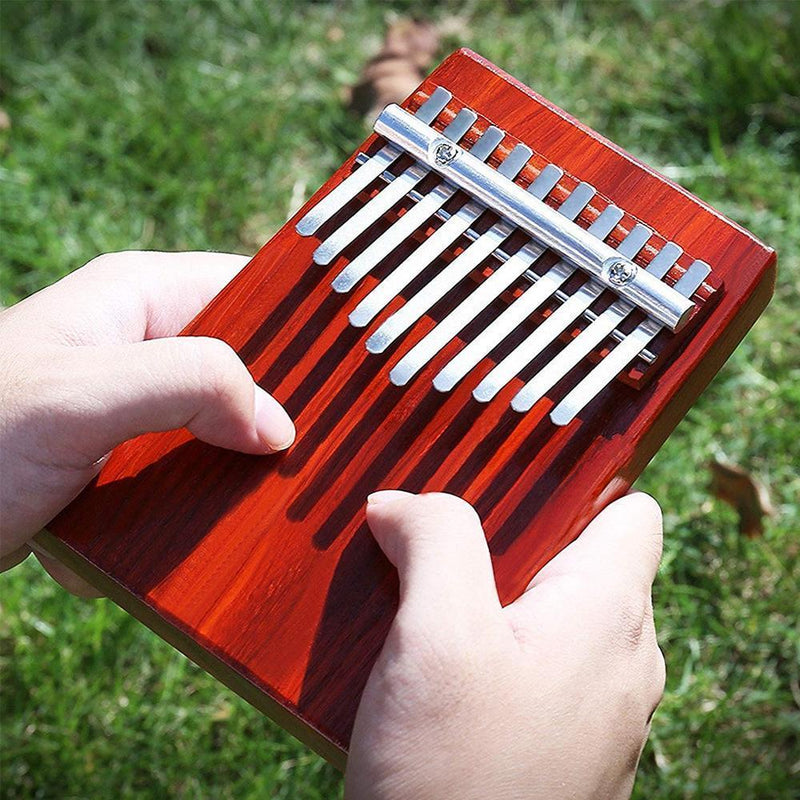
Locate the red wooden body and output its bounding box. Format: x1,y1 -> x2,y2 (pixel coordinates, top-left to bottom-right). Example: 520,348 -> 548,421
45,50 -> 775,767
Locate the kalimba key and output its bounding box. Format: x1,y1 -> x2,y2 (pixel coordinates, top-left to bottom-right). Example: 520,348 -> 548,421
44,49 -> 776,768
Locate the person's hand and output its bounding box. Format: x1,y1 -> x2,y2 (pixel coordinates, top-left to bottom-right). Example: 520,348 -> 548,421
0,251 -> 295,594
347,491 -> 665,800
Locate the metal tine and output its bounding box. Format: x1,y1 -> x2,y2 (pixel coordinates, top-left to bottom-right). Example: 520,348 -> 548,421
550,259 -> 711,426
333,125 -> 505,293
472,223 -> 652,403
296,87 -> 452,237
434,204 -> 624,393
349,137 -> 522,330
313,108 -> 478,266
510,242 -> 683,412
389,165 -> 567,385
367,143 -> 534,354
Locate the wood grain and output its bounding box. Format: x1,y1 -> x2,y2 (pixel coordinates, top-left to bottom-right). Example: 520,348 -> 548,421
45,48 -> 776,769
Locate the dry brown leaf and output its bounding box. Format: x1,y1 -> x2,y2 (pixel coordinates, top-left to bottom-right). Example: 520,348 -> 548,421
0,108 -> 10,131
348,18 -> 440,123
709,458 -> 776,538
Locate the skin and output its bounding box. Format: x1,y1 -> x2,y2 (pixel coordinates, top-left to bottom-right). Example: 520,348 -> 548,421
347,491 -> 665,800
0,251 -> 295,593
0,251 -> 665,798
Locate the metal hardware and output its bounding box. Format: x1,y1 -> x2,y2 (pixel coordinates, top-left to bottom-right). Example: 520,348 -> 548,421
389,164 -> 566,386
295,88 -> 711,419
346,153 -> 658,366
549,259 -> 710,425
374,103 -> 694,332
366,142 -> 534,353
433,140 -> 459,166
348,141 -> 530,330
332,126 -> 505,294
472,223 -> 652,403
313,107 -> 477,266
606,258 -> 637,286
510,242 -> 683,412
295,87 -> 452,237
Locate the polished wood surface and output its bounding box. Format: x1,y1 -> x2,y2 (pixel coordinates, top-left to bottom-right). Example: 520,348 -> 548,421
45,49 -> 776,768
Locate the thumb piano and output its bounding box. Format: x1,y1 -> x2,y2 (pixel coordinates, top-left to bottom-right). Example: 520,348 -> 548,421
45,50 -> 776,767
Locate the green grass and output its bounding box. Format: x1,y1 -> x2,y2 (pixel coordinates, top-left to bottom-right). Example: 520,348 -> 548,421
1,1 -> 798,797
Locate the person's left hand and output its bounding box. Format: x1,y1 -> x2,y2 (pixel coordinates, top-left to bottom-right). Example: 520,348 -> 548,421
0,251 -> 295,594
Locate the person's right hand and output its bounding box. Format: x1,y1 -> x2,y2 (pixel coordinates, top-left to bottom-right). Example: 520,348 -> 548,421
346,491 -> 666,800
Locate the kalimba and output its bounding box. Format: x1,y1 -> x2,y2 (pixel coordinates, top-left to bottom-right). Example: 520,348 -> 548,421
45,49 -> 776,767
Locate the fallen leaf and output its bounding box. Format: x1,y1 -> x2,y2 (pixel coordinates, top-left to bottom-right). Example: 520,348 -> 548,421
709,458 -> 776,538
348,18 -> 440,122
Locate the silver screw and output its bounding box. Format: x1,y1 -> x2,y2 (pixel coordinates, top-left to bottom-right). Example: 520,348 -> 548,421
605,258 -> 638,286
433,141 -> 459,166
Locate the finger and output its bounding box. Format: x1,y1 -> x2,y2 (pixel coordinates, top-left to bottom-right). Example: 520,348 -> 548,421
30,546 -> 104,599
506,493 -> 662,632
42,337 -> 295,461
366,491 -> 503,631
1,251 -> 251,345
0,544 -> 32,573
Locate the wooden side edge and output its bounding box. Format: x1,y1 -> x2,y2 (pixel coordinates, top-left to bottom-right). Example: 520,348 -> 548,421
630,257 -> 777,482
33,529 -> 348,772
451,48 -> 774,256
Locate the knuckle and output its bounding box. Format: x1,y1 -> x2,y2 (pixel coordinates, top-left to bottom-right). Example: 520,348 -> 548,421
614,600 -> 665,717
167,337 -> 250,417
605,589 -> 653,651
649,645 -> 667,707
7,349 -> 76,411
81,250 -> 139,275
414,492 -> 481,529
189,337 -> 246,393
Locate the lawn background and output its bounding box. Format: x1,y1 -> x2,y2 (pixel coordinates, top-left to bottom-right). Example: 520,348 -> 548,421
0,1 -> 798,798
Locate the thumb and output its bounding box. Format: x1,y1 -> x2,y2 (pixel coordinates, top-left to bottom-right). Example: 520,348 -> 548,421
366,491 -> 502,633
47,336 -> 295,460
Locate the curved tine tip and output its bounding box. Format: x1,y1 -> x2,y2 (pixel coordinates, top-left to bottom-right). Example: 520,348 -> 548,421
348,307 -> 373,328
331,272 -> 356,293
295,218 -> 316,237
509,392 -> 535,413
549,405 -> 576,426
389,364 -> 412,386
471,382 -> 498,404
312,245 -> 336,266
366,329 -> 393,354
432,371 -> 457,393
